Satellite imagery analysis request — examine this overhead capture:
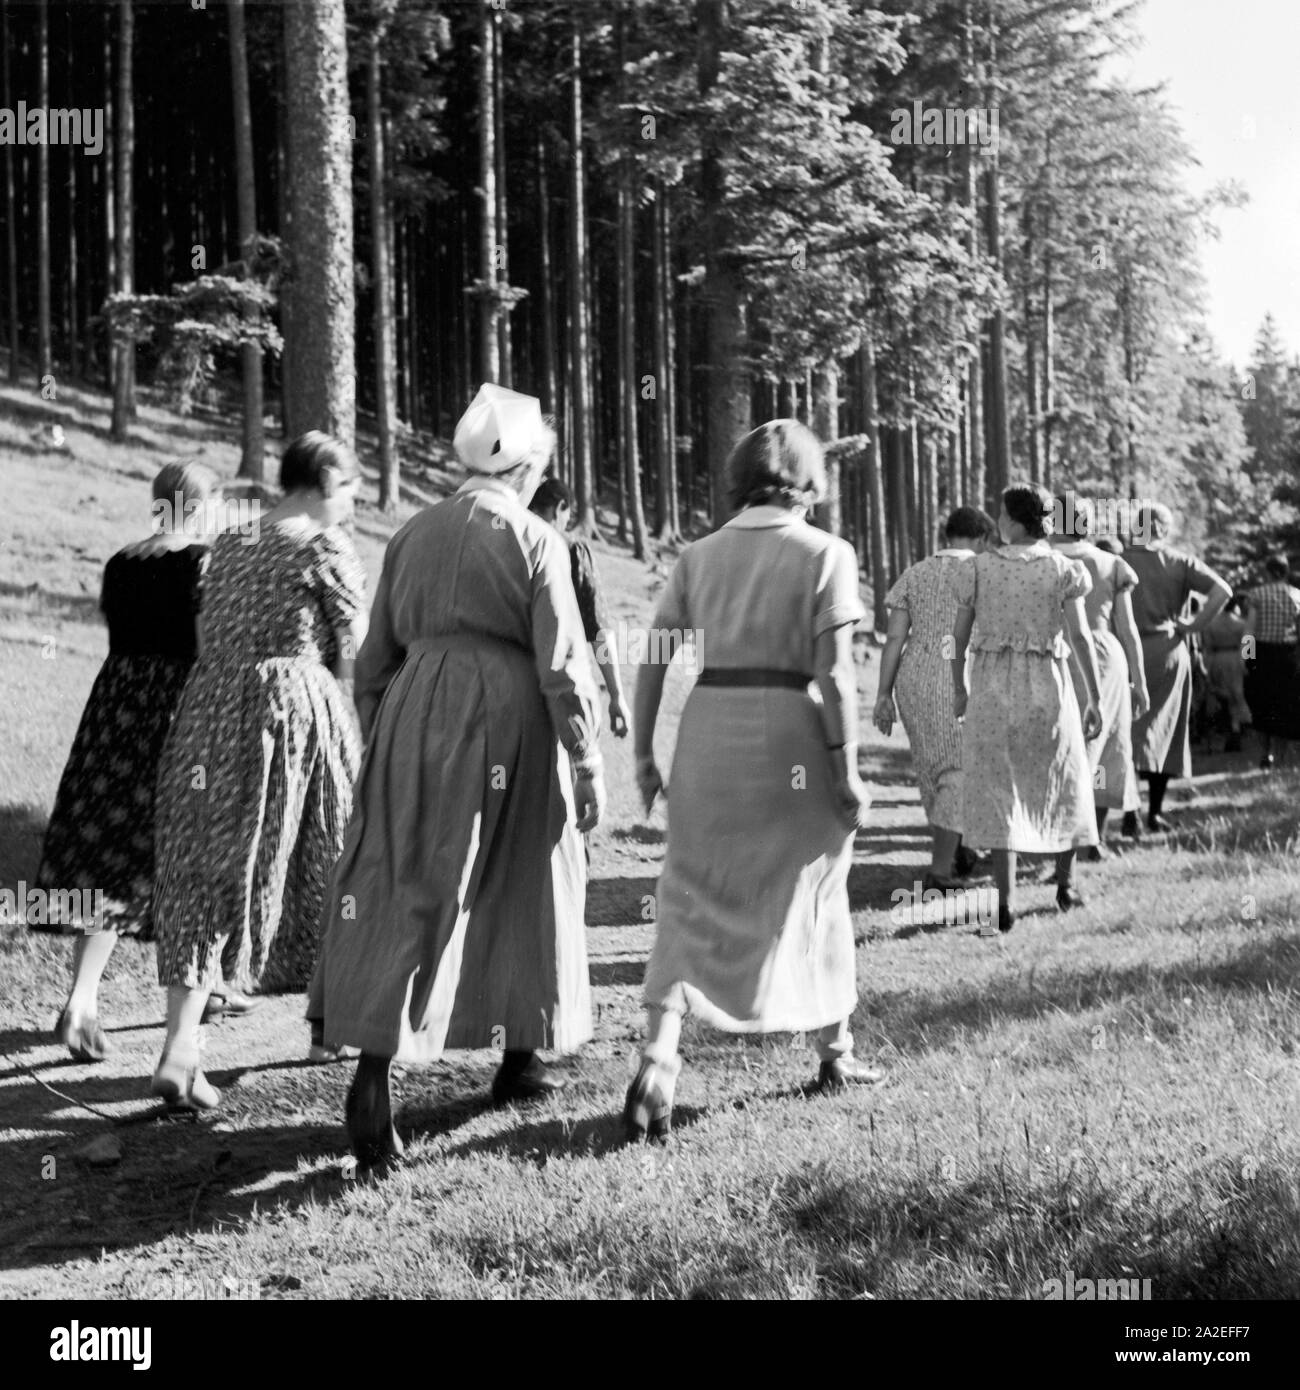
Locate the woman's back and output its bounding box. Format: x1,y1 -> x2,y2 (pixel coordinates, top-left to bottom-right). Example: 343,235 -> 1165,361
199,523 -> 359,664
662,507 -> 859,672
964,545 -> 1087,655
102,541 -> 207,659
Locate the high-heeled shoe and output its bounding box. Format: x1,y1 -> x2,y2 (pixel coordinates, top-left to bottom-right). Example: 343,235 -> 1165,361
491,1051 -> 567,1105
345,1064 -> 404,1173
55,1006 -> 110,1063
150,1055 -> 221,1112
307,1020 -> 360,1064
202,986 -> 260,1023
623,1057 -> 677,1143
1055,883 -> 1086,912
815,1056 -> 885,1091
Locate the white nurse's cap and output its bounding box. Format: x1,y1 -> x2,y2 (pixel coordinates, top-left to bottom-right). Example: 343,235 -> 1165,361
453,383 -> 548,475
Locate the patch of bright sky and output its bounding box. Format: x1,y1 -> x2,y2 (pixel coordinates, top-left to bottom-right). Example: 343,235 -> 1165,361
1116,0 -> 1300,367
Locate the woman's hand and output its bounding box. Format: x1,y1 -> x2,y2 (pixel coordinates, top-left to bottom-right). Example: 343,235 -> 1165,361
1132,683 -> 1151,721
872,694 -> 896,735
635,756 -> 664,815
832,768 -> 872,832
1173,616 -> 1198,638
1081,699 -> 1103,742
574,770 -> 605,833
607,695 -> 630,739
953,683 -> 969,721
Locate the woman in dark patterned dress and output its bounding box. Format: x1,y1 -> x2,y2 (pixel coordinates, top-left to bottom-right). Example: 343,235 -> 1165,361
35,462 -> 214,1063
150,434 -> 367,1111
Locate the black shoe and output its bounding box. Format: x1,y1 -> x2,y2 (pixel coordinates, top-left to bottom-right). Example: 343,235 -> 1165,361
998,901 -> 1015,934
202,987 -> 260,1023
1056,884 -> 1086,912
55,1007 -> 110,1063
953,845 -> 980,878
623,1058 -> 674,1142
491,1052 -> 567,1105
1120,812 -> 1142,841
815,1057 -> 885,1091
345,1064 -> 404,1174
1080,844 -> 1108,863
1146,813 -> 1173,834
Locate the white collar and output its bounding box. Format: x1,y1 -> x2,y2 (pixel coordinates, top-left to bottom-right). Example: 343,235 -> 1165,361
933,546 -> 974,558
723,504 -> 805,530
457,474 -> 521,505
996,540 -> 1052,559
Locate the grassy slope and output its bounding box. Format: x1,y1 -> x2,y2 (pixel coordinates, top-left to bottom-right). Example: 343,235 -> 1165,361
2,381 -> 1299,1300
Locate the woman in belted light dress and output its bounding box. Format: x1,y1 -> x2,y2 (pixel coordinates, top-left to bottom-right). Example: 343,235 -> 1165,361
628,420 -> 879,1142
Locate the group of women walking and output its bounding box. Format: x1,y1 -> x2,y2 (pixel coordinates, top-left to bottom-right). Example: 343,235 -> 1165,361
28,380 -> 1276,1170
876,489 -> 1247,931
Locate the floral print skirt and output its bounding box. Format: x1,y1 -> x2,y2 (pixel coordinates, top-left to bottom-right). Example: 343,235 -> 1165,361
33,654 -> 193,938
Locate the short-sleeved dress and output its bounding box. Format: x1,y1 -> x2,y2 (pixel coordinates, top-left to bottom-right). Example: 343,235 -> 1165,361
642,505 -> 865,1033
308,476 -> 603,1062
153,522 -> 365,993
1126,541 -> 1223,778
1056,540 -> 1141,812
951,542 -> 1098,852
884,548 -> 972,833
32,541 -> 207,937
568,538 -> 607,644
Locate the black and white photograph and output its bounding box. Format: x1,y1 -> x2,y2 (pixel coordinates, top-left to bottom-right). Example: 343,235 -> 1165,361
0,0 -> 1298,1336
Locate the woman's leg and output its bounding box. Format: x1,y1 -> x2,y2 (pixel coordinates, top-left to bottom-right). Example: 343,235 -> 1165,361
152,984 -> 219,1109
67,930 -> 117,1018
643,1004 -> 683,1065
930,826 -> 961,879
1054,848 -> 1076,888
346,1052 -> 402,1168
993,849 -> 1016,915
1147,772 -> 1170,825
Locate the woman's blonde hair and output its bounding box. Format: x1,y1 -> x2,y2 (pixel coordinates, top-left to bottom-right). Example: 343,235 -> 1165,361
726,419 -> 827,512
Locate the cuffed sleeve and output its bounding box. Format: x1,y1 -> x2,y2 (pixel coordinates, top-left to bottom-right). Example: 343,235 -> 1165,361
884,566 -> 910,612
948,554 -> 977,608
814,539 -> 867,636
1060,556 -> 1093,602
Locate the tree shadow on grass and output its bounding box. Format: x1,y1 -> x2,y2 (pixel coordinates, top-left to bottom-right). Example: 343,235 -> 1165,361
759,1164 -> 1300,1299
586,875 -> 658,927
863,928 -> 1300,1058
0,801 -> 48,885
444,1104 -> 710,1166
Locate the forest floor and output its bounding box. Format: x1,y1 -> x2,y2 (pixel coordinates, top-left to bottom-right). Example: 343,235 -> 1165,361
2,381 -> 1300,1299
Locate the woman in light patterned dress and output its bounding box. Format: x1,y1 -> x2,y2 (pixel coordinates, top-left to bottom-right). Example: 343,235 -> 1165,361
949,484 -> 1104,933
1049,495 -> 1150,880
873,506 -> 997,889
150,434 -> 368,1111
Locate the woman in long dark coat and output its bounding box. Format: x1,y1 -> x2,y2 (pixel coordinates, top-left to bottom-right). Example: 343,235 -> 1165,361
309,384 -> 605,1172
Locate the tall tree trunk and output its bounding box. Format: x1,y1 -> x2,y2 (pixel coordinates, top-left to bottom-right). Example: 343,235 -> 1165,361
887,426 -> 910,577
1042,134 -> 1056,491
617,172 -> 647,558
283,0 -> 355,448
568,28 -> 596,534
367,22 -> 397,510
3,0 -> 20,381
982,23 -> 1011,499
476,0 -> 499,383
699,0 -> 750,523
64,5 -> 78,379
36,0 -> 51,382
813,364 -> 841,536
962,2 -> 984,508
109,0 -> 135,440
1023,200 -> 1041,485
492,5 -> 511,387
536,134 -> 558,417
228,0 -> 264,480
660,185 -> 681,539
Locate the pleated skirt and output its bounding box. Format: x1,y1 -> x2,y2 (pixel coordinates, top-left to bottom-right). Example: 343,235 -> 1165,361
309,634 -> 591,1063
643,685 -> 858,1033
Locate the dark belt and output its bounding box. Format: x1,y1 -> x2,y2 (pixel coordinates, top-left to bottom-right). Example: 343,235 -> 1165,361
697,667 -> 812,690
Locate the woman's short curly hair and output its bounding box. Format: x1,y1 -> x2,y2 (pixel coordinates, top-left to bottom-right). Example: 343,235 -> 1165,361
725,419 -> 827,513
